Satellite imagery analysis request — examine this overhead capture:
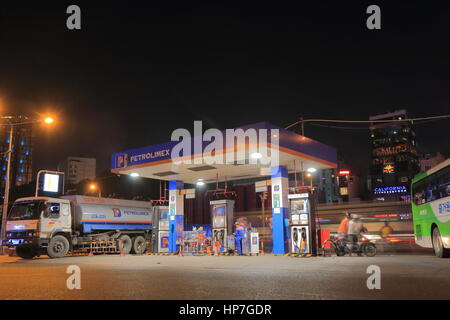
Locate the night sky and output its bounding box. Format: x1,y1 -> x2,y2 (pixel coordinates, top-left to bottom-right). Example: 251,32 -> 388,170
1,1 -> 449,176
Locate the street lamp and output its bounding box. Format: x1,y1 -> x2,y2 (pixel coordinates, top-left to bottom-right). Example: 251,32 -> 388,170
43,117 -> 54,124
84,174 -> 121,198
89,183 -> 101,197
0,115 -> 55,254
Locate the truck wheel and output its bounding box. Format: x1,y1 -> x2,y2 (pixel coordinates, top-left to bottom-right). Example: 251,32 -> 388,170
16,246 -> 35,259
47,235 -> 70,258
432,227 -> 450,258
132,236 -> 147,255
118,235 -> 132,254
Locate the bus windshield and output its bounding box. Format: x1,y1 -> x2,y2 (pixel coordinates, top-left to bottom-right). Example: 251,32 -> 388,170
8,201 -> 45,220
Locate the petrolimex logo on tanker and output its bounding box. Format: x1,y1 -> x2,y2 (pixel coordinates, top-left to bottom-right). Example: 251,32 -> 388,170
112,208 -> 122,217
112,208 -> 150,217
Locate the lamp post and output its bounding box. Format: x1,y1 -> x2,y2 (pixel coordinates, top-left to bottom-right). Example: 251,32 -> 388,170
306,173 -> 313,188
306,168 -> 316,189
89,183 -> 101,198
0,116 -> 55,254
0,126 -> 14,254
86,174 -> 122,198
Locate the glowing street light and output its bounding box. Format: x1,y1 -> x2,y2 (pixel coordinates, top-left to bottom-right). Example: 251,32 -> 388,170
89,183 -> 101,197
306,173 -> 313,188
43,116 -> 54,124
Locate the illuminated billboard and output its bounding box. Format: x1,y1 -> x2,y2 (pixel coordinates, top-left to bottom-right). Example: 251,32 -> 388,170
43,173 -> 60,193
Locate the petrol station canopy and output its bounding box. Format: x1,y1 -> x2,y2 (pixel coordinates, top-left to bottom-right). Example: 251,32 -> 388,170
111,122 -> 337,183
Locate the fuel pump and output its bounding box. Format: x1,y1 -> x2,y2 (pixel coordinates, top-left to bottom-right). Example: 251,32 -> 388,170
210,199 -> 234,253
288,192 -> 317,255
152,206 -> 169,253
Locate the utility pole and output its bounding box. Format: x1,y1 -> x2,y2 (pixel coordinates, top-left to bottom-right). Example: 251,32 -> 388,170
1,125 -> 14,255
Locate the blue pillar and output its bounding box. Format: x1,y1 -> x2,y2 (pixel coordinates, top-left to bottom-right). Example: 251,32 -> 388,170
271,166 -> 289,254
168,180 -> 184,253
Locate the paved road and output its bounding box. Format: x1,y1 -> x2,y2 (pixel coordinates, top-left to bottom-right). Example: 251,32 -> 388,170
0,253 -> 449,299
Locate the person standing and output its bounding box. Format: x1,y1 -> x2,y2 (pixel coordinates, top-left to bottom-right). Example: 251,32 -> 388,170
234,221 -> 246,255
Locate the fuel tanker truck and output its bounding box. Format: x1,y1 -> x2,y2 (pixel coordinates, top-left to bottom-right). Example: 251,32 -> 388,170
2,195 -> 153,259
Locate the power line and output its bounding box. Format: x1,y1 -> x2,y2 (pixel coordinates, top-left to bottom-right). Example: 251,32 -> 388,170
308,123 -> 368,130
305,118 -> 443,130
285,114 -> 450,130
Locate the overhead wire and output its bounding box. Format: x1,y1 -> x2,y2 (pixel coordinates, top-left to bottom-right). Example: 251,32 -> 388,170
285,114 -> 450,130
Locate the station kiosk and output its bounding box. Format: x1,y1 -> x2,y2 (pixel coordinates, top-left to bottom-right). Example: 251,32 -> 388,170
288,192 -> 317,255
152,206 -> 169,253
210,199 -> 235,253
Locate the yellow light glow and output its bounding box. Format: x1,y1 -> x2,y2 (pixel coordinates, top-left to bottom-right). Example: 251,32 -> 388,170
43,116 -> 54,124
89,184 -> 97,190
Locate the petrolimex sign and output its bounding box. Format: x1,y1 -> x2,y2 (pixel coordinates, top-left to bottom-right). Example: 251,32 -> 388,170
113,143 -> 174,169
112,121 -> 288,171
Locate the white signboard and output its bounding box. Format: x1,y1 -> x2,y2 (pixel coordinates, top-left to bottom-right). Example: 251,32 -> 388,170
255,180 -> 268,193
185,188 -> 196,199
43,173 -> 60,193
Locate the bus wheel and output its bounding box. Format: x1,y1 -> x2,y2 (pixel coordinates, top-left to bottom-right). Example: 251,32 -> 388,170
47,235 -> 70,258
16,246 -> 35,259
432,227 -> 450,258
132,236 -> 147,255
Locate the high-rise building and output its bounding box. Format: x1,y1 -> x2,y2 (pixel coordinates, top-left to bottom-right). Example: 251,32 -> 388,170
419,152 -> 446,172
0,115 -> 36,197
58,156 -> 96,186
368,109 -> 420,200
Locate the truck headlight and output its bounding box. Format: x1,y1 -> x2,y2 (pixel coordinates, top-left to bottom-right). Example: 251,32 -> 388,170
35,232 -> 50,238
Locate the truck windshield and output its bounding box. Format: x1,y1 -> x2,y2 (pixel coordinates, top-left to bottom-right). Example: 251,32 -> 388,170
8,201 -> 45,220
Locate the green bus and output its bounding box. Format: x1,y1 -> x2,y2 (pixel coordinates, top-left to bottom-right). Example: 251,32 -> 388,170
412,158 -> 450,258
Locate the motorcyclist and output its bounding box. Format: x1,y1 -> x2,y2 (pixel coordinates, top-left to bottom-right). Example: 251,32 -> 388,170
337,212 -> 351,239
347,214 -> 366,251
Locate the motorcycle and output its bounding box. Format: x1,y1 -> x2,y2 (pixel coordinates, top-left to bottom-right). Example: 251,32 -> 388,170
333,233 -> 377,257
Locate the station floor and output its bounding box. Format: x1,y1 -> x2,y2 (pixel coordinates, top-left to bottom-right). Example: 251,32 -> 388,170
0,253 -> 449,300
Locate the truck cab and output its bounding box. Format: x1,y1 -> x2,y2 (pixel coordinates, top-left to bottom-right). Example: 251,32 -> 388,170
4,197 -> 72,259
